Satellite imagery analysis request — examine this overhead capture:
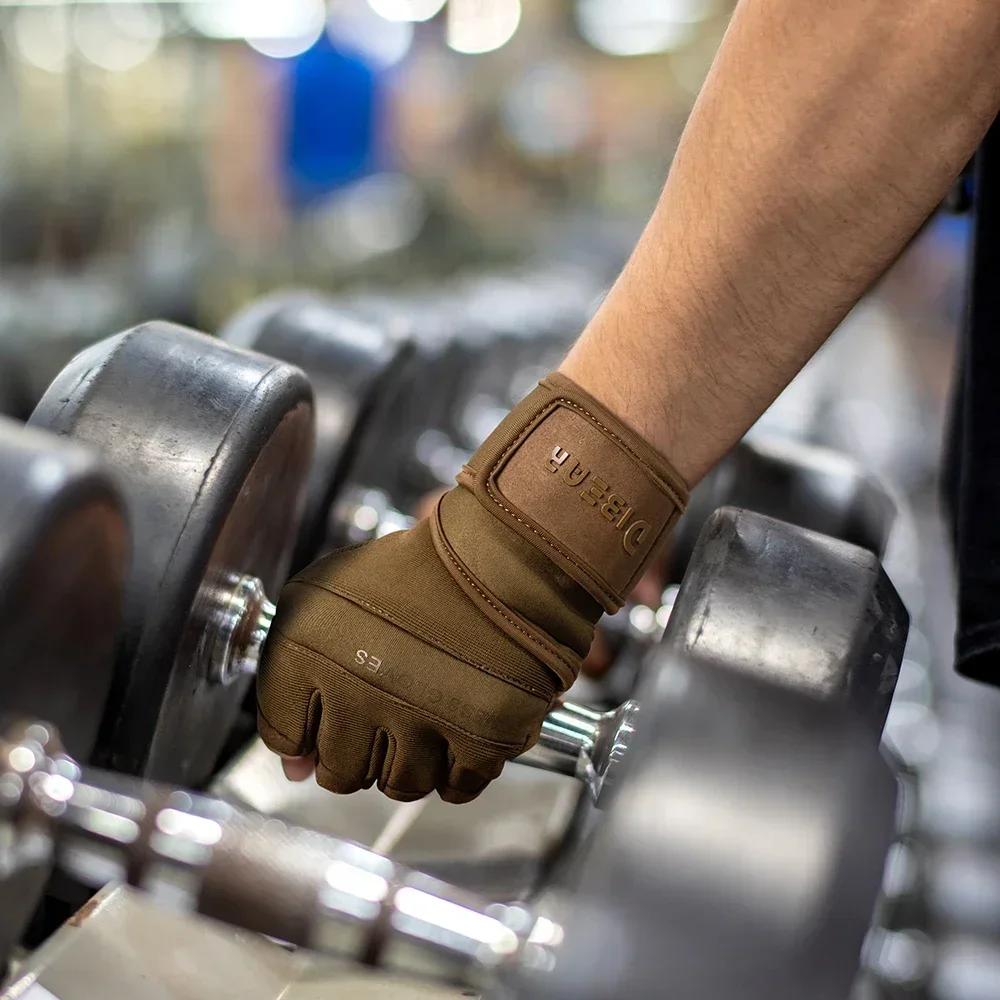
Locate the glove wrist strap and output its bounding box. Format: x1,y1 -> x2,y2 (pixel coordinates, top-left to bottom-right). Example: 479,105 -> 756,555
456,372 -> 689,614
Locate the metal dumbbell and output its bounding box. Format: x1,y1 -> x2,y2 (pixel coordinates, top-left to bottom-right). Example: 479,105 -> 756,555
218,291 -> 910,820
1,655 -> 896,1000
221,288 -> 516,547
0,404 -> 904,997
29,322 -> 316,787
16,312 -> 597,799
222,291 -> 415,572
199,503 -> 908,809
27,316 -> 910,777
219,287 -> 571,556
669,433 -> 900,582
347,289 -> 494,505
342,267 -> 593,506
0,417 -> 128,969
218,289 -> 910,729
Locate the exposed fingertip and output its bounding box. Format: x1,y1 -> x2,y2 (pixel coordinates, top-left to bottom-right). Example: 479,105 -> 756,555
281,754 -> 316,782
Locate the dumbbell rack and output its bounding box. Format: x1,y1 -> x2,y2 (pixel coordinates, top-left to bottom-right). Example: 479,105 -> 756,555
0,246 -> 972,1000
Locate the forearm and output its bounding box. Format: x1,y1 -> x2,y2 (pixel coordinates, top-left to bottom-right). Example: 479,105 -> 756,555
563,0 -> 1000,483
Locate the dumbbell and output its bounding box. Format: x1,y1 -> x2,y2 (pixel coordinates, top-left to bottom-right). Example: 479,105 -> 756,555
421,267 -> 593,459
442,275 -> 580,452
0,343 -> 903,997
20,324 -> 906,794
220,291 -> 432,558
519,504 -> 908,803
27,322 -> 316,787
131,490 -> 906,813
0,416 -> 128,971
669,434 -> 899,579
219,288 -> 540,550
453,326 -> 575,454
27,320 -> 909,784
344,289 -> 494,506
221,291 -> 415,572
342,270 -> 589,506
578,432 -> 904,704
221,287 -> 487,505
1,648 -> 896,1000
12,313 -> 570,799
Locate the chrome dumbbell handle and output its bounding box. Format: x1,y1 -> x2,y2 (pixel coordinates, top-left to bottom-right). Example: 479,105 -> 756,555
0,722 -> 562,987
201,573 -> 276,686
202,572 -> 639,804
520,699 -> 639,804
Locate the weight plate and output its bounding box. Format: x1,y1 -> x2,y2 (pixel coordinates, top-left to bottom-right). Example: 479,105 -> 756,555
0,417 -> 127,970
222,291 -> 412,572
662,505 -> 908,734
348,292 -> 493,507
515,658 -> 898,1000
669,436 -> 898,579
29,322 -> 314,786
547,505 -> 907,892
0,417 -> 126,758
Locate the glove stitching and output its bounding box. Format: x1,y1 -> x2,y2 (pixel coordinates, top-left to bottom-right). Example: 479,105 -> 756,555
264,631 -> 535,750
280,580 -> 557,699
431,505 -> 578,682
257,702 -> 312,756
480,396 -> 684,607
548,395 -> 687,505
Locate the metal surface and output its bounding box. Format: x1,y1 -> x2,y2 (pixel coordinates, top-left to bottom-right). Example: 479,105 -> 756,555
0,723 -> 556,991
200,574 -> 276,687
520,701 -> 638,806
663,506 -> 908,734
0,684 -> 896,1000
524,506 -> 908,799
0,419 -> 127,974
512,660 -> 900,1000
669,435 -> 899,580
212,738 -> 580,900
222,292 -> 412,571
0,420 -> 126,762
29,322 -> 314,786
1,883 -> 462,1000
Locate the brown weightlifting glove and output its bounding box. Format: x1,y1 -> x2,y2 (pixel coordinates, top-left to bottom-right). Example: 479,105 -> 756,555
257,373 -> 688,802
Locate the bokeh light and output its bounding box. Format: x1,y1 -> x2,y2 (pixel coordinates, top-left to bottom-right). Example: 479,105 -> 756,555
307,173 -> 428,264
184,0 -> 326,58
11,7 -> 73,74
74,3 -> 164,73
501,62 -> 591,157
328,0 -> 414,69
366,0 -> 447,24
576,0 -> 717,57
447,0 -> 522,55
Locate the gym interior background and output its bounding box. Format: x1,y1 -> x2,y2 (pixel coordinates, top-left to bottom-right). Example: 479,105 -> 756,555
0,2 -> 989,999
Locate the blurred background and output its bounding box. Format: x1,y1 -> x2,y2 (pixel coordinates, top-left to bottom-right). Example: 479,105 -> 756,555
0,4 -> 990,997
0,0 -> 748,410
0,0 -> 967,431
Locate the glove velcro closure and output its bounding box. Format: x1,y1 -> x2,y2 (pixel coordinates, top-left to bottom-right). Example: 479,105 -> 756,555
457,372 -> 689,614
